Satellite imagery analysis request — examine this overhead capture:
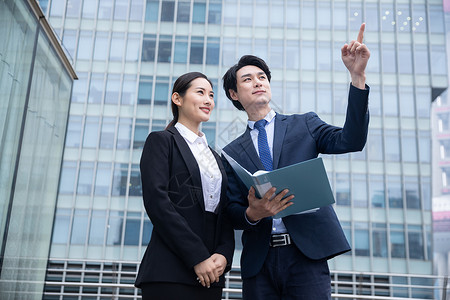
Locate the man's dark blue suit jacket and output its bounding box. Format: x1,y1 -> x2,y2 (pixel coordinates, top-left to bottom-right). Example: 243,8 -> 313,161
222,84 -> 370,279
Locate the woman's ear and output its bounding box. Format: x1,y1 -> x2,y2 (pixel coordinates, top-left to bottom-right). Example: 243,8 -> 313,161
172,92 -> 182,106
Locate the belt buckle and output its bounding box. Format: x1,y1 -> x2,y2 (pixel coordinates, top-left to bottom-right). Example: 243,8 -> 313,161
270,233 -> 291,247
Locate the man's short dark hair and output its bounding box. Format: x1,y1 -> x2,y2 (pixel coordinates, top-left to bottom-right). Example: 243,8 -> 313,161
222,55 -> 271,111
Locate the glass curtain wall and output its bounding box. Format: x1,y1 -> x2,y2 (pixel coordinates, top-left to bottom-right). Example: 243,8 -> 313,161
0,0 -> 74,298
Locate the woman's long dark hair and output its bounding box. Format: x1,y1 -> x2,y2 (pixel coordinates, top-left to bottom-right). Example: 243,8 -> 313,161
165,72 -> 213,129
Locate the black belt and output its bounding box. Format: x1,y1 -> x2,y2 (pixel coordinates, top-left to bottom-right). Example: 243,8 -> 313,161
270,233 -> 291,247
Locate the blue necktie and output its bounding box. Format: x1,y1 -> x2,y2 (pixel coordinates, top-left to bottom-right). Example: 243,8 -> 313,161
254,119 -> 273,171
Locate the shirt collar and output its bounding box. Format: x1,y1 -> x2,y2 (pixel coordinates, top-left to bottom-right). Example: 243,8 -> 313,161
248,109 -> 276,130
175,122 -> 208,146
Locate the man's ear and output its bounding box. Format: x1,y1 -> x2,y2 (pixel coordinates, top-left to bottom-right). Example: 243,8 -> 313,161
229,89 -> 239,101
172,92 -> 182,106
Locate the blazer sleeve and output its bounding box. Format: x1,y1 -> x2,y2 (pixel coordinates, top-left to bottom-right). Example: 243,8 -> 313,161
222,153 -> 270,231
140,132 -> 211,269
306,84 -> 370,154
215,209 -> 235,273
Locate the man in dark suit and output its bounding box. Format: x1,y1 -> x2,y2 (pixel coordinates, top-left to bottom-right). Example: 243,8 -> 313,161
221,24 -> 370,299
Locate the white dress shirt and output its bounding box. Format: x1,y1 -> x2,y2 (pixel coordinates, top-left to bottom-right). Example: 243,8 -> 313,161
175,122 -> 222,213
247,110 -> 287,234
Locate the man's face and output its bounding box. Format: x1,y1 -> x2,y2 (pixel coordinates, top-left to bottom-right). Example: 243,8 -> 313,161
229,65 -> 272,112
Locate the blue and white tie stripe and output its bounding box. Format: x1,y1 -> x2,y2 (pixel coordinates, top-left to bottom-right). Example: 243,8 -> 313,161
254,119 -> 273,171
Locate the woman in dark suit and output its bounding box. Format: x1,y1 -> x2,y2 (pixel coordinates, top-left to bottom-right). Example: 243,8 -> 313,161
135,72 -> 235,300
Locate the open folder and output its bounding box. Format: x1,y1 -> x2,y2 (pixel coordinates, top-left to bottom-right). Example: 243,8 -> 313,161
222,152 -> 335,218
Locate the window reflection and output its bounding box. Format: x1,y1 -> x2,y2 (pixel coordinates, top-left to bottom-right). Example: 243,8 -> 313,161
112,163 -> 128,196
399,86 -> 415,117
382,85 -> 398,117
134,119 -> 149,149
66,115 -> 83,148
206,37 -> 220,65
59,161 -> 77,194
408,225 -> 424,259
387,175 -> 403,208
160,1 -> 175,22
381,43 -> 396,73
177,1 -> 190,22
94,163 -> 112,196
301,1 -> 315,30
158,35 -> 172,63
100,117 -> 116,149
88,73 -> 105,104
317,1 -> 330,30
110,32 -> 125,61
142,34 -> 156,62
401,130 -> 418,163
414,45 -> 429,75
193,1 -> 206,23
124,213 -> 142,245
354,222 -> 369,256
89,210 -> 107,245
130,0 -> 144,21
107,211 -> 124,245
405,176 -> 420,209
154,77 -> 169,106
77,162 -> 94,195
370,175 -> 385,208
368,129 -> 383,161
352,174 -> 367,208
372,223 -> 387,257
122,74 -> 137,105
384,129 -> 400,162
114,0 -> 128,20
117,118 -> 132,149
174,36 -> 188,63
145,0 -> 159,21
83,116 -> 100,148
105,74 -> 121,104
71,209 -> 89,244
93,31 -> 109,61
138,76 -> 152,105
390,224 -> 406,258
98,0 -> 113,19
333,2 -> 346,31
208,2 -> 221,24
190,36 -> 204,64
52,209 -> 71,244
77,31 -> 93,60
336,173 -> 350,206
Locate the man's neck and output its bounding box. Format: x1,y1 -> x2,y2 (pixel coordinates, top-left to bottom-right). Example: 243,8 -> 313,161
247,106 -> 272,121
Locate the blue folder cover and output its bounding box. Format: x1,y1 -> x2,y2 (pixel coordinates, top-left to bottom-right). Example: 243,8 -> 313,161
223,152 -> 335,218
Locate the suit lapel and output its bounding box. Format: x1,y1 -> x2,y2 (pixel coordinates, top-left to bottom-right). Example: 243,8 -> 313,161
167,126 -> 205,210
239,127 -> 265,172
272,113 -> 287,169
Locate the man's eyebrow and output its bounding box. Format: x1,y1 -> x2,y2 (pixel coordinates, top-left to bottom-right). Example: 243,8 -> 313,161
240,71 -> 266,78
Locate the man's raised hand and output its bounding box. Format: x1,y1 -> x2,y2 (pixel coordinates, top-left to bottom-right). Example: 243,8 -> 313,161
341,23 -> 370,89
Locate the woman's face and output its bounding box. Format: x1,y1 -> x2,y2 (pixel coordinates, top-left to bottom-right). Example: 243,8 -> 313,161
175,78 -> 215,125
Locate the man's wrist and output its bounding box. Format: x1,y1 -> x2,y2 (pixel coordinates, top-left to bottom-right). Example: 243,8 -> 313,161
245,207 -> 260,223
350,73 -> 366,90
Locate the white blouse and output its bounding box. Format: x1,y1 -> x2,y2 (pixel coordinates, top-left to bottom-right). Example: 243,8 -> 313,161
174,123 -> 222,213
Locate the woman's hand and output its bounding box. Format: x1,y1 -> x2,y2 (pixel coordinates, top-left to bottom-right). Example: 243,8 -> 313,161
211,253 -> 227,277
194,257 -> 219,288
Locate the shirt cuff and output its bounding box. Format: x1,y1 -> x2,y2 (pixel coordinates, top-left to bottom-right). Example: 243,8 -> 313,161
244,211 -> 260,225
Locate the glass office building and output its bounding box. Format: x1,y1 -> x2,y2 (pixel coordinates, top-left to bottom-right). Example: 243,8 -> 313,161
40,0 -> 446,298
431,1 -> 450,297
0,0 -> 76,298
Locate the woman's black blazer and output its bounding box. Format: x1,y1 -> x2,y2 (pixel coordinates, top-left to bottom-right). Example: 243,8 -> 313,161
135,126 -> 235,288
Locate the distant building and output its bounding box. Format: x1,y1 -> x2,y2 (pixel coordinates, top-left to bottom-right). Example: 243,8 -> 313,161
0,0 -> 76,298
39,0 -> 446,298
